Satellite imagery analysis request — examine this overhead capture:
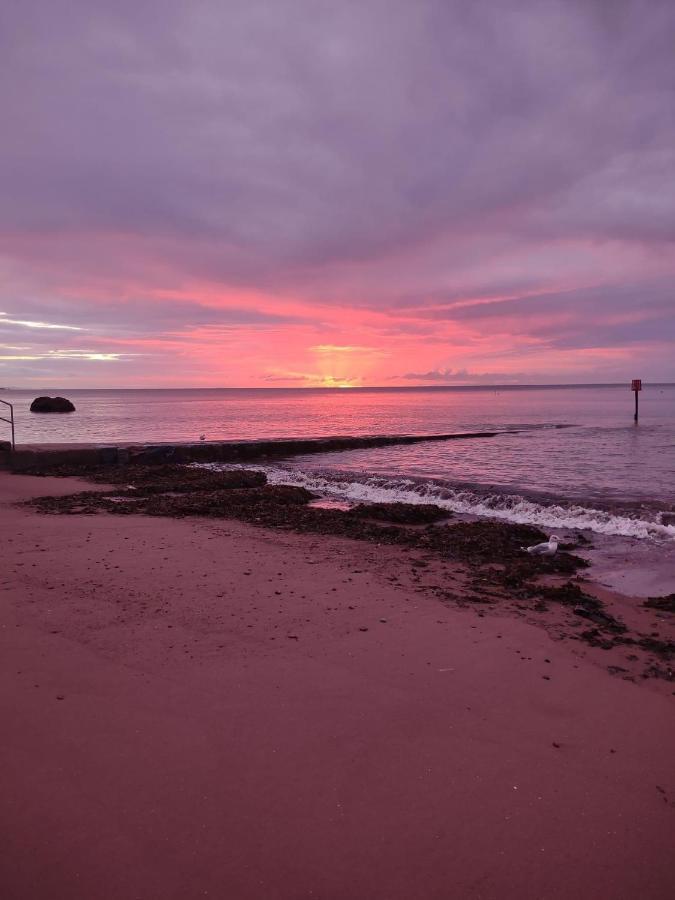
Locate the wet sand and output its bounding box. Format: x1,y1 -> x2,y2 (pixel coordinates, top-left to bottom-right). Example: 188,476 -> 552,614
2,472 -> 675,899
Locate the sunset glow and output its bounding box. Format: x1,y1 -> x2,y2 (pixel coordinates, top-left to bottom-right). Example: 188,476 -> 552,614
1,2 -> 673,388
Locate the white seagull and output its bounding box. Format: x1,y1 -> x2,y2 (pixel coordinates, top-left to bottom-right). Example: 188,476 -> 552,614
524,534 -> 560,555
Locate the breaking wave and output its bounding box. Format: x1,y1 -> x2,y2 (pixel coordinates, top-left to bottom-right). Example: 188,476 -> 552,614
238,464 -> 675,541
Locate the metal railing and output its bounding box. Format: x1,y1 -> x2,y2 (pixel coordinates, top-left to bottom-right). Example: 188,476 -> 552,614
0,399 -> 15,450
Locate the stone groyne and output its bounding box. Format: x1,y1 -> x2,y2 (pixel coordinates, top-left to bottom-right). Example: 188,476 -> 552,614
3,430 -> 506,472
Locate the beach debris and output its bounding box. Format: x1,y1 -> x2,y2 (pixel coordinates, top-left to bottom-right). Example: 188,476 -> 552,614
643,594 -> 675,614
524,535 -> 559,555
573,605 -> 593,619
579,628 -> 616,650
536,583 -> 626,633
607,665 -> 629,675
643,663 -> 674,681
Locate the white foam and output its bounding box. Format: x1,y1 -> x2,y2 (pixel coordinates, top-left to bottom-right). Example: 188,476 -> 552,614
247,465 -> 675,541
196,461 -> 675,541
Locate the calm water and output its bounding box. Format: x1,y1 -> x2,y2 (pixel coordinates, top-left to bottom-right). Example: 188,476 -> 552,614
4,385 -> 675,539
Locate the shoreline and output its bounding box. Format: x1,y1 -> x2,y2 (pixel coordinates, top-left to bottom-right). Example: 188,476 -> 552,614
13,463 -> 675,686
249,458 -> 675,548
2,470 -> 675,899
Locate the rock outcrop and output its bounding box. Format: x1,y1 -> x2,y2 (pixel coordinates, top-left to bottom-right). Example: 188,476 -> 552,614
30,396 -> 76,413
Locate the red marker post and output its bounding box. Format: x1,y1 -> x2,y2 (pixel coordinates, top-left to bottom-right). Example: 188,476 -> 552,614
631,378 -> 642,422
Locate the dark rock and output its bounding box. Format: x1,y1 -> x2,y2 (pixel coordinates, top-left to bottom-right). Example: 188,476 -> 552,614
350,501 -> 449,524
30,396 -> 76,413
422,521 -> 546,563
261,485 -> 316,505
33,463 -> 268,491
128,466 -> 268,495
103,482 -> 315,521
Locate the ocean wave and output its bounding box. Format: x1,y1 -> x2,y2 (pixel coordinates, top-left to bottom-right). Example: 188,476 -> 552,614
240,464 -> 675,541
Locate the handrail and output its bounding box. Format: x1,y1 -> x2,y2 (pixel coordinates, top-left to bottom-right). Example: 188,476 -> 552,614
0,398 -> 15,450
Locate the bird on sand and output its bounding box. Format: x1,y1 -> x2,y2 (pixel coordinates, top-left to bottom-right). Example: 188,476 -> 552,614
524,535 -> 560,555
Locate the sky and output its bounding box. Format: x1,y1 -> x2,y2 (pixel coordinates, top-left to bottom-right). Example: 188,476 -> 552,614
1,0 -> 674,388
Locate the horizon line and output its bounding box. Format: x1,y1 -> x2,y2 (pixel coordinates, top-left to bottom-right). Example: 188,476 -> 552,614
3,381 -> 674,392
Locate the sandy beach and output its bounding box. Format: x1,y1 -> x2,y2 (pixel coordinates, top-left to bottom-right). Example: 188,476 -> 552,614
2,470 -> 675,900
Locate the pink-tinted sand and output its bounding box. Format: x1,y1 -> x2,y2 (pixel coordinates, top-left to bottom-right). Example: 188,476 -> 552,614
1,473 -> 674,899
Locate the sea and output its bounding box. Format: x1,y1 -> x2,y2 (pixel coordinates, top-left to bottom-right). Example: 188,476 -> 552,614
4,386 -> 675,588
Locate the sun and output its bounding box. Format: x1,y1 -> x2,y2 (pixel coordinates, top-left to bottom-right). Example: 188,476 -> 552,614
318,376 -> 356,389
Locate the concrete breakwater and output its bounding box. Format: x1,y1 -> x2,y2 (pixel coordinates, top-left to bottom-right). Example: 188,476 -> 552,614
3,430 -> 506,472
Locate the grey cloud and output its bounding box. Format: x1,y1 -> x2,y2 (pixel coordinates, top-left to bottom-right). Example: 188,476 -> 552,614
400,279 -> 675,348
2,0 -> 674,278
262,374 -> 307,383
400,368 -> 529,383
410,281 -> 672,321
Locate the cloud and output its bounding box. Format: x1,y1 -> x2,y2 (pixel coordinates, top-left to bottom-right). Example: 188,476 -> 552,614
400,368 -> 528,384
401,280 -> 675,351
311,345 -> 378,353
1,297 -> 308,342
0,1 -> 674,384
0,351 -> 124,361
0,312 -> 82,331
261,374 -> 307,383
